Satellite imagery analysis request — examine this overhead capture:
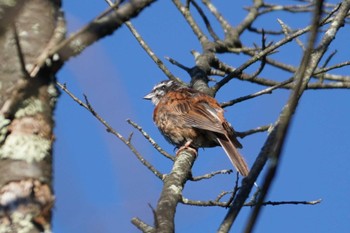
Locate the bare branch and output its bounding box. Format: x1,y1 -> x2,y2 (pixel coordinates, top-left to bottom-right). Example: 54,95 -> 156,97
317,50 -> 338,83
277,18 -> 305,50
202,0 -> 232,35
216,190 -> 235,202
131,217 -> 155,233
190,169 -> 233,181
46,0 -> 157,68
243,30 -> 268,79
127,119 -> 174,161
201,0 -> 243,49
29,11 -> 66,77
236,125 -> 272,139
54,1 -> 350,232
236,0 -> 264,36
56,82 -> 165,180
172,0 -> 209,45
181,197 -> 321,208
248,26 -> 289,35
220,78 -> 294,108
124,21 -> 180,82
216,1 -> 350,232
307,81 -> 350,89
243,1 -> 348,232
245,199 -> 322,207
214,3 -> 343,91
165,56 -> 191,72
189,0 -> 220,41
153,148 -> 197,232
314,61 -> 350,78
223,172 -> 241,207
181,196 -> 229,207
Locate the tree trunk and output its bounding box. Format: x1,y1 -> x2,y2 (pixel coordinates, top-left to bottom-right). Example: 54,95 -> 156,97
0,0 -> 63,232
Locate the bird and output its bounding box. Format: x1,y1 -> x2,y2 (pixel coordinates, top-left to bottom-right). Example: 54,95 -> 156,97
144,80 -> 249,176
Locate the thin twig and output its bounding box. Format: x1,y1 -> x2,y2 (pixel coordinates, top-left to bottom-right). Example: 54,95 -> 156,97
236,125 -> 272,139
278,18 -> 306,50
245,199 -> 322,207
172,0 -> 209,45
317,50 -> 337,83
165,56 -> 191,72
247,30 -> 267,79
189,0 -> 220,41
248,26 -> 288,35
216,190 -> 234,202
181,194 -> 321,207
314,62 -> 350,78
202,0 -> 232,34
224,172 -> 241,207
190,169 -> 233,181
124,21 -> 180,83
103,0 -> 180,83
235,0 -> 264,36
56,82 -> 165,181
221,78 -> 294,108
127,119 -> 174,161
181,197 -> 229,207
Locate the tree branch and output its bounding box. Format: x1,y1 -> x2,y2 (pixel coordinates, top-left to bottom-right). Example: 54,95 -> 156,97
43,0 -> 156,72
244,1 -> 350,232
153,149 -> 197,233
56,82 -> 165,180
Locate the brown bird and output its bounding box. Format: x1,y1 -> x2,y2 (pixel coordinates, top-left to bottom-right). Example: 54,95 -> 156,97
144,80 -> 249,176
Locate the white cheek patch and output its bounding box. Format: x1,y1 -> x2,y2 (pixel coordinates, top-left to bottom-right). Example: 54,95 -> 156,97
152,98 -> 160,105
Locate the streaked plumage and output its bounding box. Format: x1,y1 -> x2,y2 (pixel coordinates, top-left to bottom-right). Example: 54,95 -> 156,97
144,80 -> 249,176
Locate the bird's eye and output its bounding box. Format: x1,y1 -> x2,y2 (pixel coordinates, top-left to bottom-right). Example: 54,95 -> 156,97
158,85 -> 167,91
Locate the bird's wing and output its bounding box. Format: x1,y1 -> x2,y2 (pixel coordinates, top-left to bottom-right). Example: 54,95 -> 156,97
169,90 -> 242,147
166,89 -> 249,176
181,102 -> 225,134
165,89 -> 223,131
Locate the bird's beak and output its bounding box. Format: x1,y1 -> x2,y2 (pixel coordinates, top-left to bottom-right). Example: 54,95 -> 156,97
143,92 -> 154,100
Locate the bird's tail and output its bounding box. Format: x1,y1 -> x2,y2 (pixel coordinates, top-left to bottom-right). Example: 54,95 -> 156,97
217,137 -> 249,176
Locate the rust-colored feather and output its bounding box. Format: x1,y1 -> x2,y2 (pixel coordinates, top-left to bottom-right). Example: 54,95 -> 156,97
145,80 -> 250,176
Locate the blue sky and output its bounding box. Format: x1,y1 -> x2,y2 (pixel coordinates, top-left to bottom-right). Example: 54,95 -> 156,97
53,1 -> 350,232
